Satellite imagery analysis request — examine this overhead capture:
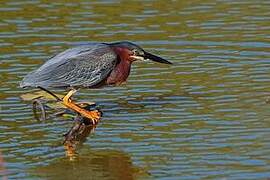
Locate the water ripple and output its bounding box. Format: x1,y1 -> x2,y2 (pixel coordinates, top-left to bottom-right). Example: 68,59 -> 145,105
1,0 -> 270,179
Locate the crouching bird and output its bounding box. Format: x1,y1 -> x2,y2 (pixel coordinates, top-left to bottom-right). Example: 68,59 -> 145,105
20,41 -> 172,124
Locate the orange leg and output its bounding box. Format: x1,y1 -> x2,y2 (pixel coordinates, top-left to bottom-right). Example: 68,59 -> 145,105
62,89 -> 101,125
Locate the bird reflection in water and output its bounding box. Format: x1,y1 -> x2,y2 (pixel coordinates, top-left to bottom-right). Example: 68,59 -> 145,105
32,148 -> 149,180
30,110 -> 150,179
63,109 -> 97,160
29,103 -> 150,179
57,103 -> 102,160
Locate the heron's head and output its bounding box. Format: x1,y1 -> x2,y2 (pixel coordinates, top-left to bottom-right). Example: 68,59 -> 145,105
109,41 -> 172,64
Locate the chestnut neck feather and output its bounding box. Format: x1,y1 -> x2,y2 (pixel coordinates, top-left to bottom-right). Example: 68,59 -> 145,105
106,47 -> 132,85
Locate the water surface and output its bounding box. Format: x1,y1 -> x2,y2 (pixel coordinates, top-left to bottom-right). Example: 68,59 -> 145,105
1,0 -> 270,179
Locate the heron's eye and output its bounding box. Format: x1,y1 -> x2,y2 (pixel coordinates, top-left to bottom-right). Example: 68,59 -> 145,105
132,49 -> 139,55
132,49 -> 143,56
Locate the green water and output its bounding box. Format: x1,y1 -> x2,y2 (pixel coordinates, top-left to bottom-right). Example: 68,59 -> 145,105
1,0 -> 270,179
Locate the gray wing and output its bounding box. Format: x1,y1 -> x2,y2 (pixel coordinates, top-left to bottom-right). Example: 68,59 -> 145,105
20,43 -> 117,88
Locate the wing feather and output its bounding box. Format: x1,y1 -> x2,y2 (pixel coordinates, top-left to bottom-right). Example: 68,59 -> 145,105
20,43 -> 117,88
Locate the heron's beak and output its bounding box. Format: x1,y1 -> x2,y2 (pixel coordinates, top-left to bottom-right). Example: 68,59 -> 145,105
130,52 -> 172,64
130,55 -> 145,61
143,52 -> 172,64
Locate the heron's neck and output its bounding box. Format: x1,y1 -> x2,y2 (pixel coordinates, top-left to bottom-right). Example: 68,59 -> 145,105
106,55 -> 132,85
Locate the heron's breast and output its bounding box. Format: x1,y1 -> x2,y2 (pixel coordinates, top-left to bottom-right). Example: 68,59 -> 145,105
106,60 -> 131,85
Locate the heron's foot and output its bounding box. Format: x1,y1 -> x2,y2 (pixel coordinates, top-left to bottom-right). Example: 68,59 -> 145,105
62,90 -> 101,125
63,89 -> 77,102
84,110 -> 101,124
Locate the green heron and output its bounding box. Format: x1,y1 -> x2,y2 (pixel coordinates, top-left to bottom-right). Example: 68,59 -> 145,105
20,41 -> 172,124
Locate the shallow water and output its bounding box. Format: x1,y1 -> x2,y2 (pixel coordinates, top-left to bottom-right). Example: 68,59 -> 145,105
1,0 -> 270,179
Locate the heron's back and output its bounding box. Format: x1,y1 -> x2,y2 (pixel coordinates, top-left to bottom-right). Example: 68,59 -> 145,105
20,43 -> 117,88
